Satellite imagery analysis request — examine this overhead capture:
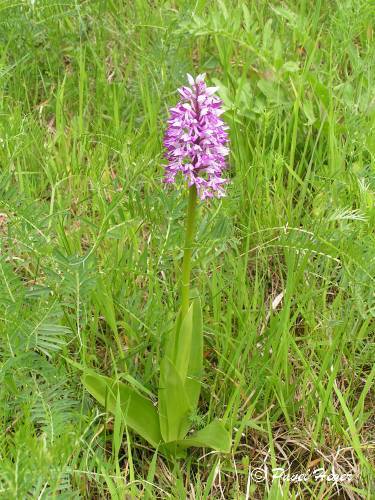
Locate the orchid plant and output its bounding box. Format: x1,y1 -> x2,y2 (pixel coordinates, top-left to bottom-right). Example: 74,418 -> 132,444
82,74 -> 231,457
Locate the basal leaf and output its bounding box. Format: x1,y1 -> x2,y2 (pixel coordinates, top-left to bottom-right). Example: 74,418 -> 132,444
82,372 -> 161,448
159,293 -> 204,444
164,310 -> 180,362
174,305 -> 193,382
158,357 -> 191,443
175,420 -> 231,453
185,295 -> 203,410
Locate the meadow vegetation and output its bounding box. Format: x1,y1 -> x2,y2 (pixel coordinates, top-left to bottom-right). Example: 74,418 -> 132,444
0,0 -> 374,498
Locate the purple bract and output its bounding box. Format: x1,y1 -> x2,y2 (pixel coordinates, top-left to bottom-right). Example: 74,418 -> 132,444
163,73 -> 229,200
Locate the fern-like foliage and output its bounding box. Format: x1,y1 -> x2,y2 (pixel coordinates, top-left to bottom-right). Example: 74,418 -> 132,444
48,250 -> 97,331
0,249 -> 82,498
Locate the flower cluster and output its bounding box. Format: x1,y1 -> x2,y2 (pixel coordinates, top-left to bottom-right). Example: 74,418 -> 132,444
163,73 -> 229,200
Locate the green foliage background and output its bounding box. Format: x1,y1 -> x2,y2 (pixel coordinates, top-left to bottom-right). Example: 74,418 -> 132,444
0,0 -> 374,497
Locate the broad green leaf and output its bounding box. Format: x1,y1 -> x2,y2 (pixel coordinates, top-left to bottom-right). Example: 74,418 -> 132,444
158,357 -> 191,443
174,305 -> 193,382
82,372 -> 161,448
164,310 -> 180,362
175,420 -> 231,453
185,295 -> 203,410
164,304 -> 193,380
159,292 -> 204,444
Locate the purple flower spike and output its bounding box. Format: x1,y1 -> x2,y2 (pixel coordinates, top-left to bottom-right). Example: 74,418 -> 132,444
163,73 -> 229,200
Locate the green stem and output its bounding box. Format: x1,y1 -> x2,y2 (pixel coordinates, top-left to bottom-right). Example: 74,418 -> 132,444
181,185 -> 198,318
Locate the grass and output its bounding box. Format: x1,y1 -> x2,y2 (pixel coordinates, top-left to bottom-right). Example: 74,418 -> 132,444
0,0 -> 374,498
